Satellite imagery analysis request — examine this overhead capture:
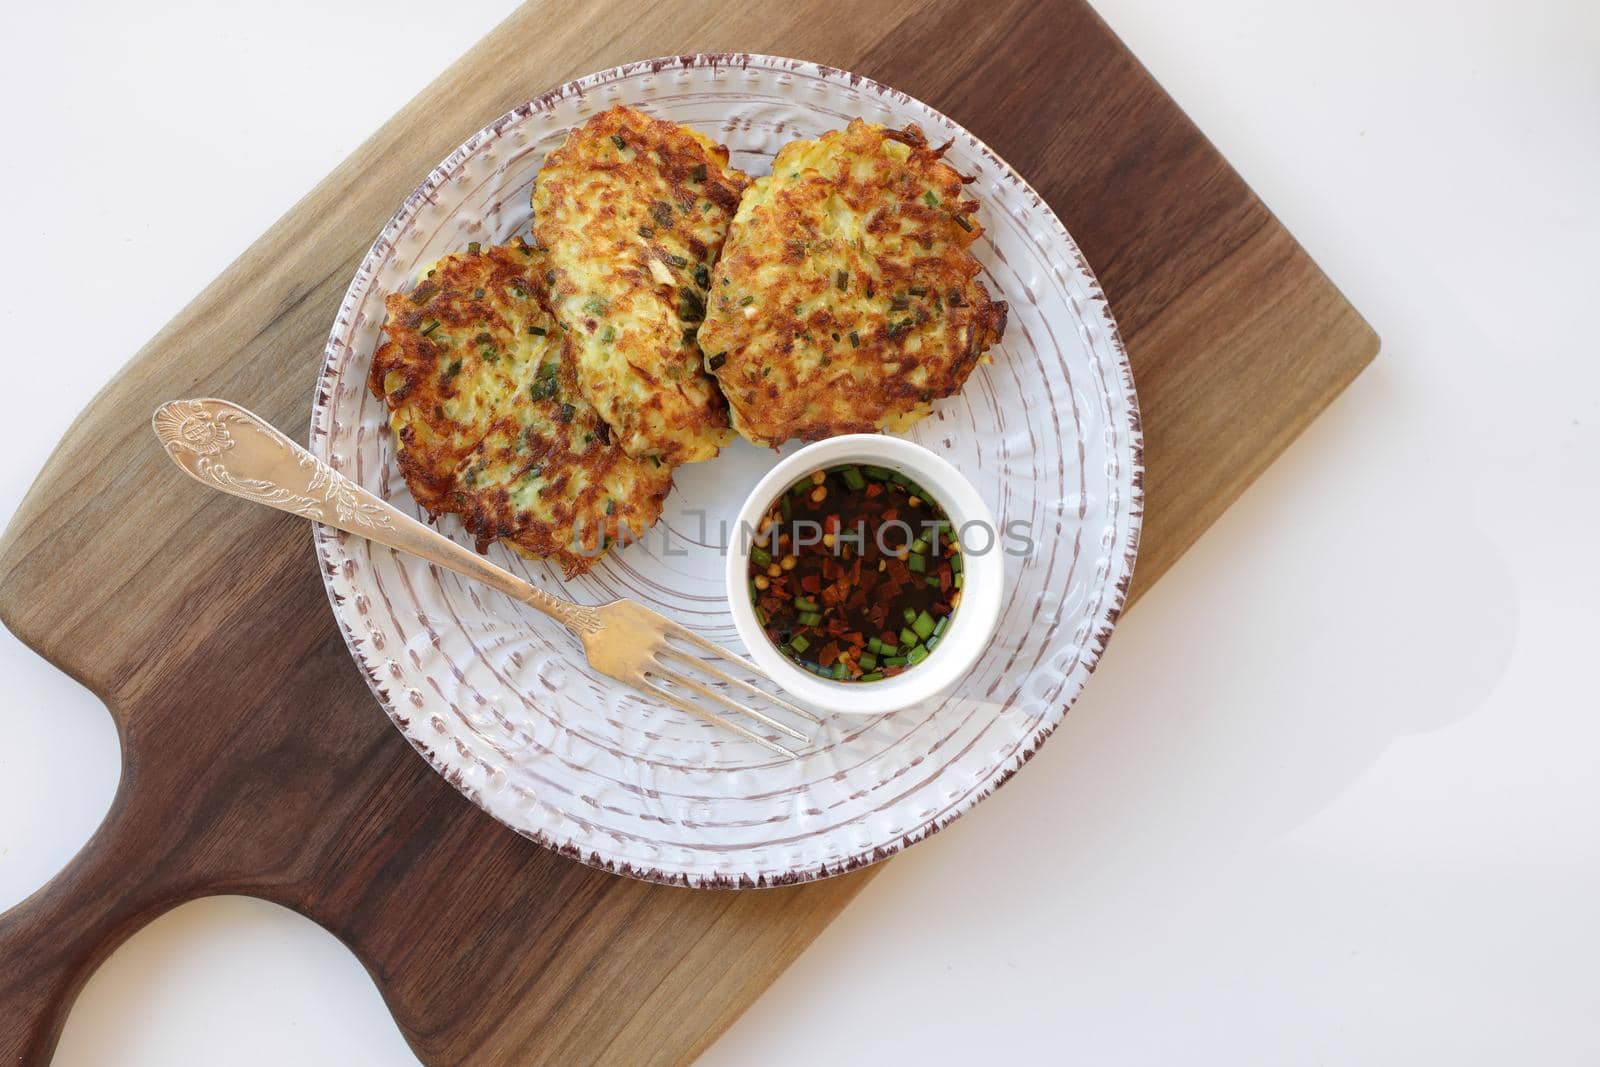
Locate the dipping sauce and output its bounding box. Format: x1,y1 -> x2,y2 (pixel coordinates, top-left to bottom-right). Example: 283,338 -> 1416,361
747,464 -> 964,681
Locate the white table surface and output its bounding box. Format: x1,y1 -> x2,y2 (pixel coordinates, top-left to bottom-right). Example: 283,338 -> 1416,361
5,0 -> 1597,1062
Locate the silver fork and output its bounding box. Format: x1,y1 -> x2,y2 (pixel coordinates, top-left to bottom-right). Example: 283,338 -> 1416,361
152,398 -> 819,757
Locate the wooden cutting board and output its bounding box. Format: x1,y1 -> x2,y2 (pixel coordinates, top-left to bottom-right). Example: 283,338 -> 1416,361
0,0 -> 1377,1062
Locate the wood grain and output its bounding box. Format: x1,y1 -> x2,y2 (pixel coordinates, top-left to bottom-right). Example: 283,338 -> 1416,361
0,0 -> 1376,1062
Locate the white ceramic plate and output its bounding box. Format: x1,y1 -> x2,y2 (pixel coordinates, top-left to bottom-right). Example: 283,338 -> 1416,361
310,54 -> 1142,887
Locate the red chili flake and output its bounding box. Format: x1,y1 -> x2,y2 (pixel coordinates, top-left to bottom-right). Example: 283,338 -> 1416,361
865,483 -> 883,498
800,574 -> 822,594
818,642 -> 841,667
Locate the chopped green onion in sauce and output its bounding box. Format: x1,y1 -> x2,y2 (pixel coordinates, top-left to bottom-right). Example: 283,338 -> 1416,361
748,465 -> 962,682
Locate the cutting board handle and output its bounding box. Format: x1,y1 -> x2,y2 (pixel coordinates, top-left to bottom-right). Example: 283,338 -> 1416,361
0,781 -> 186,1065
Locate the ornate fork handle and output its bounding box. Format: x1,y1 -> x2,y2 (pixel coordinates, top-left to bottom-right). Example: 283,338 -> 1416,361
152,398 -> 599,634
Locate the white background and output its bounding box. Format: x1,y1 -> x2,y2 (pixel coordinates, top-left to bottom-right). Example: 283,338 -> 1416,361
4,0 -> 1597,1062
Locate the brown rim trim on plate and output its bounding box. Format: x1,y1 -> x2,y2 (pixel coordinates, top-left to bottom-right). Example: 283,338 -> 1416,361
308,53 -> 1144,888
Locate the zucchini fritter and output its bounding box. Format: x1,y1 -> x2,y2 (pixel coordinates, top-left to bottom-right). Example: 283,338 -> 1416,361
698,120 -> 1007,447
370,241 -> 673,576
532,106 -> 746,464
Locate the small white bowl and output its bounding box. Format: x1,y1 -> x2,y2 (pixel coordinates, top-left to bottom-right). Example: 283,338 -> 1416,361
726,435 -> 1004,715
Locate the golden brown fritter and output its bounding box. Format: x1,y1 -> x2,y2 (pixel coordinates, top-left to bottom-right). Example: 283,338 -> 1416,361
532,105 -> 747,465
697,120 -> 1007,448
370,240 -> 673,575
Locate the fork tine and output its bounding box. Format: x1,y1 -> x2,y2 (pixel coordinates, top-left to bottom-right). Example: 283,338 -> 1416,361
637,678 -> 803,760
657,630 -> 823,724
651,657 -> 810,743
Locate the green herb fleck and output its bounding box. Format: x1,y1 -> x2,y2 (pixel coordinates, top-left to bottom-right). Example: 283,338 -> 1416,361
678,288 -> 705,323
529,364 -> 559,400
